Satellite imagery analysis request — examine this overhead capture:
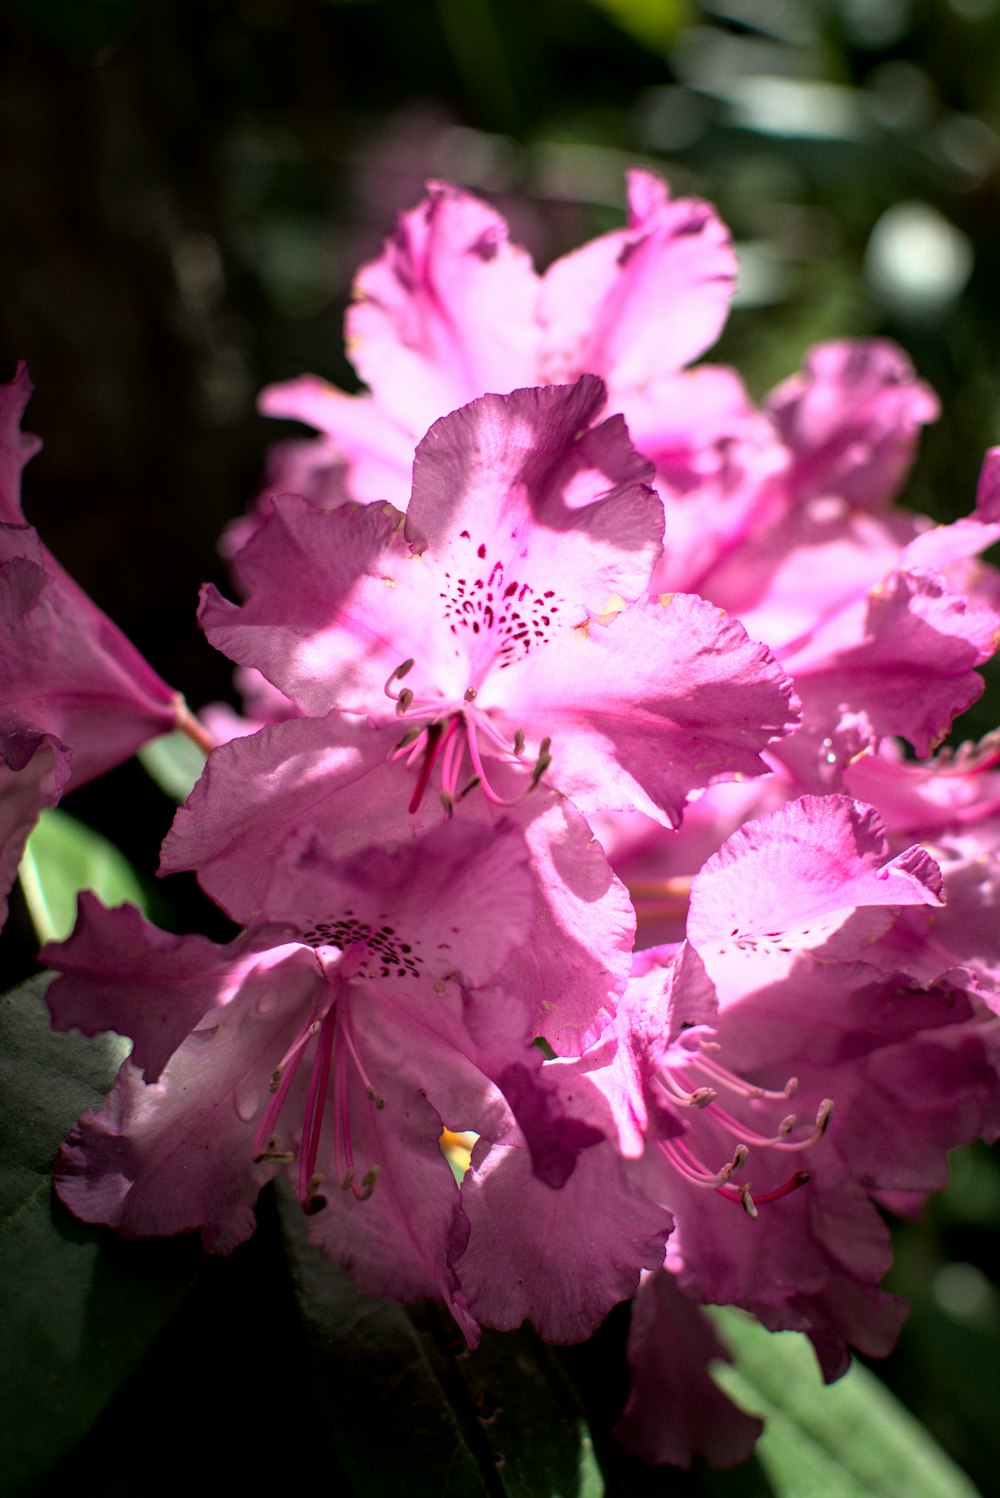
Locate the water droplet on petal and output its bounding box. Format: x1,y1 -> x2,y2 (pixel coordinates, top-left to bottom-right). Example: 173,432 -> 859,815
234,1079 -> 261,1123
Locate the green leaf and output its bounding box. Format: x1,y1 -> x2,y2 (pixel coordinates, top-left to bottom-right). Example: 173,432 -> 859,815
276,1184 -> 494,1497
710,1308 -> 980,1498
0,974 -> 201,1491
137,729 -> 207,804
583,0 -> 693,54
18,806 -> 148,944
278,1184 -> 599,1496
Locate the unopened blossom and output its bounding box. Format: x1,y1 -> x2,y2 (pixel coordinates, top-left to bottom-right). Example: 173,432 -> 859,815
200,378 -> 797,828
0,365 -> 191,924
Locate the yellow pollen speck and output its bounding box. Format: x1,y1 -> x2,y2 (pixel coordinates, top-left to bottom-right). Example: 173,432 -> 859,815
658,592 -> 675,608
599,593 -> 628,623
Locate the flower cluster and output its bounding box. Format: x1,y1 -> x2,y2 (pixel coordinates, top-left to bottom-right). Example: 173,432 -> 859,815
11,170 -> 1000,1469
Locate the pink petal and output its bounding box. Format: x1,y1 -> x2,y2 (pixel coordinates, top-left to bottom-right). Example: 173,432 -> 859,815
687,796 -> 943,995
538,170 -> 737,388
455,1133 -> 669,1343
44,894 -> 305,1082
490,594 -> 798,823
766,339 -> 939,510
406,378 -> 662,607
614,1270 -> 763,1469
347,180 -> 540,437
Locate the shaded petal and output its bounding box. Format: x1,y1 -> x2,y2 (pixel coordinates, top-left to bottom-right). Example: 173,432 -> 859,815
0,722 -> 70,927
43,894 -> 302,1082
54,943 -> 322,1253
455,1132 -> 669,1343
162,715 -> 635,1052
304,1050 -> 480,1345
614,1269 -> 763,1470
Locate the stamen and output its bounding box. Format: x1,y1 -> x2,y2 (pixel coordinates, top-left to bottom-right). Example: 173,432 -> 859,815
654,1072 -> 717,1109
299,1007 -> 337,1197
657,1135 -> 748,1190
252,1011 -> 324,1161
465,721 -> 523,807
530,736 -> 552,788
693,1052 -> 798,1102
383,659 -> 415,700
439,717 -> 466,801
394,726 -> 423,752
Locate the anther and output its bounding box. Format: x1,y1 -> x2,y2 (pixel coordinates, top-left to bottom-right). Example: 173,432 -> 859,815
531,736 -> 552,788
358,1166 -> 380,1200
513,729 -> 525,756
396,688 -> 414,715
269,1068 -> 282,1092
367,1087 -> 387,1110
383,659 -> 415,700
464,687 -> 477,702
717,1144 -> 749,1184
394,726 -> 423,751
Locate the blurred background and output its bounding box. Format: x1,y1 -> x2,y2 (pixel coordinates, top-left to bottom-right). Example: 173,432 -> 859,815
2,0 -> 1000,1490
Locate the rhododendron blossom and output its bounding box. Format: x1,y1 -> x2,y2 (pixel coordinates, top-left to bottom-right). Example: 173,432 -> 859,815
202,377 -> 798,826
19,159 -> 1000,1485
254,170 -> 739,520
0,366 -> 201,927
45,817 -> 616,1339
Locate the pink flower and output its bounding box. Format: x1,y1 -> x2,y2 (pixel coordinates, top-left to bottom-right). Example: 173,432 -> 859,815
0,366 -> 184,924
256,171 -> 738,516
573,798 -> 1000,1383
200,379 -> 798,828
46,816 -> 586,1343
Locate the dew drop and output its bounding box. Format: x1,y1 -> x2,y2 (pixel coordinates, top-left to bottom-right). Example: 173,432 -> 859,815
234,1079 -> 261,1123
